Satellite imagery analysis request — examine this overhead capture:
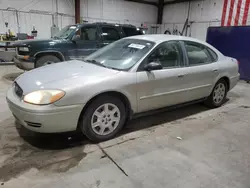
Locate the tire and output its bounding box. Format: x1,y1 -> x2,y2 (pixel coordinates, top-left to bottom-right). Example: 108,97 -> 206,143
35,55 -> 60,68
205,79 -> 228,108
80,95 -> 126,142
164,30 -> 171,35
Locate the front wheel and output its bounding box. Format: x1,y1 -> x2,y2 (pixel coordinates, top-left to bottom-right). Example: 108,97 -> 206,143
80,96 -> 126,142
205,79 -> 228,108
35,55 -> 60,68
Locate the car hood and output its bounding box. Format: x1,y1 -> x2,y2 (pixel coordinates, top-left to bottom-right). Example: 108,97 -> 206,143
12,38 -> 65,47
15,60 -> 120,94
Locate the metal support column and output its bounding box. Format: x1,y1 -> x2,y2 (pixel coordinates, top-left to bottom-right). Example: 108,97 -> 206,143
75,0 -> 80,24
157,0 -> 164,24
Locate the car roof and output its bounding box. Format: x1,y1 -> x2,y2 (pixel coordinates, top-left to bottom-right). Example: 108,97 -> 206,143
127,34 -> 206,44
127,34 -> 224,59
76,23 -> 137,28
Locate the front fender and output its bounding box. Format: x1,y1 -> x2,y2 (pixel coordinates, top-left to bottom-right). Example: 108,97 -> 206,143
54,72 -> 138,113
34,50 -> 65,61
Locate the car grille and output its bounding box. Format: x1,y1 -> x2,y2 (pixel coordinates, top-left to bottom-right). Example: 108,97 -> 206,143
14,82 -> 23,98
25,121 -> 42,128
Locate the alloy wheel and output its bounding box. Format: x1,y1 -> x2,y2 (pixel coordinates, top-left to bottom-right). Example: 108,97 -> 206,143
91,103 -> 121,136
213,83 -> 226,104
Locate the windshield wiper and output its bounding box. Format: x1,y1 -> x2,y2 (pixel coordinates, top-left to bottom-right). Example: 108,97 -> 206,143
85,59 -> 121,71
85,59 -> 106,68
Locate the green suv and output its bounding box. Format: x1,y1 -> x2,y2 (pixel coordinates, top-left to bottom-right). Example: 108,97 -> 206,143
14,23 -> 143,70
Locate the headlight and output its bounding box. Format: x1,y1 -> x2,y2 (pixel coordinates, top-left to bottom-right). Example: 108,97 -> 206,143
19,47 -> 29,52
23,90 -> 65,105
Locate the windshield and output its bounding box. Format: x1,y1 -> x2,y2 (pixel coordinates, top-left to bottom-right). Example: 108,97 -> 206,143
84,39 -> 155,70
53,25 -> 77,39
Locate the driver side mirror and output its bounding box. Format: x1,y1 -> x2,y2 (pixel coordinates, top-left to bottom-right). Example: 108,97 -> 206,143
72,35 -> 80,42
144,62 -> 163,71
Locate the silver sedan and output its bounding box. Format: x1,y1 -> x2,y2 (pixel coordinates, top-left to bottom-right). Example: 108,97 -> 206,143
6,35 -> 240,141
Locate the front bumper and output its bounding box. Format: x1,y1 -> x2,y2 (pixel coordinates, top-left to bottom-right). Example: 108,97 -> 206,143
6,87 -> 84,133
14,55 -> 34,70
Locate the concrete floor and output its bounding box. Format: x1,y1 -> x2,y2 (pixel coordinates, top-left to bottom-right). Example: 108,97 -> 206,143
0,66 -> 250,188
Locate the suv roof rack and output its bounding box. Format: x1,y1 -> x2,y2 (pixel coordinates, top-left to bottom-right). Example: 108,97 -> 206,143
95,22 -> 108,24
121,24 -> 136,27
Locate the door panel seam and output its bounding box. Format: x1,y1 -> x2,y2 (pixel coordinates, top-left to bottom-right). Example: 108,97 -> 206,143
140,84 -> 212,100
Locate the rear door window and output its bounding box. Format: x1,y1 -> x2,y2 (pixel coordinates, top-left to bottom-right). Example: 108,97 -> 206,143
184,41 -> 213,66
100,26 -> 121,41
122,27 -> 142,37
207,48 -> 218,62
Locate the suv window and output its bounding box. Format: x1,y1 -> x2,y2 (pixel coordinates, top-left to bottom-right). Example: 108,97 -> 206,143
122,26 -> 142,37
79,27 -> 98,41
147,41 -> 182,68
184,41 -> 212,66
101,26 -> 120,41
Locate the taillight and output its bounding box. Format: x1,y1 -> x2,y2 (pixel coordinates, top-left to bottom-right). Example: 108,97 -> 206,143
236,59 -> 240,72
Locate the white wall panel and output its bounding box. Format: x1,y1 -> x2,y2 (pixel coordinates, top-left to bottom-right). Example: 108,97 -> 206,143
209,21 -> 221,27
190,22 -> 209,40
0,0 -> 157,38
80,0 -> 157,27
163,23 -> 175,33
58,0 -> 74,15
59,15 -> 75,29
86,0 -> 102,19
189,0 -> 223,22
0,0 -> 73,14
163,0 -> 225,41
18,12 -> 53,38
0,10 -> 18,33
163,2 -> 189,23
0,0 -> 74,38
0,0 -> 53,11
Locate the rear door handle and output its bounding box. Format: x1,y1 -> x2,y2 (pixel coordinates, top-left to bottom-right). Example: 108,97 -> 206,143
213,69 -> 218,72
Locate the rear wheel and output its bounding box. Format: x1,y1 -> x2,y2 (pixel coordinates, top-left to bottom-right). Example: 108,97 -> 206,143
205,79 -> 228,108
80,96 -> 126,142
35,55 -> 60,68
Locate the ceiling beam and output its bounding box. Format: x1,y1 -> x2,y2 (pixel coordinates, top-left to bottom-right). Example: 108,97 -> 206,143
164,0 -> 195,5
124,0 -> 158,6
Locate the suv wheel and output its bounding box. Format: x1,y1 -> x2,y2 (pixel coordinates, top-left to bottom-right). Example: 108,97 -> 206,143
36,55 -> 60,68
80,95 -> 126,142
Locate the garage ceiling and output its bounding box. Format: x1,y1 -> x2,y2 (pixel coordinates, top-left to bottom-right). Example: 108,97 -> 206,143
124,0 -> 197,6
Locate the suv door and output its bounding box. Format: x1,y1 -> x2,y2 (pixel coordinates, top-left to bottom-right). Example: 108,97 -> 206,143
181,41 -> 219,101
99,25 -> 122,47
68,25 -> 101,59
136,41 -> 190,112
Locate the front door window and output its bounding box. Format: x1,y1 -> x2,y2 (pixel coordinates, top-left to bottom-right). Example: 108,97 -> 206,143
147,41 -> 182,68
79,26 -> 99,41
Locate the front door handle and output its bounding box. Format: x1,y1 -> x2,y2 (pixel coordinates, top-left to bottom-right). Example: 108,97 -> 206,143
178,74 -> 185,78
213,69 -> 218,72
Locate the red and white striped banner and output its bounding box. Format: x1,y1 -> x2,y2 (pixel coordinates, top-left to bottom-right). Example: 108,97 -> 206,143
221,0 -> 250,26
